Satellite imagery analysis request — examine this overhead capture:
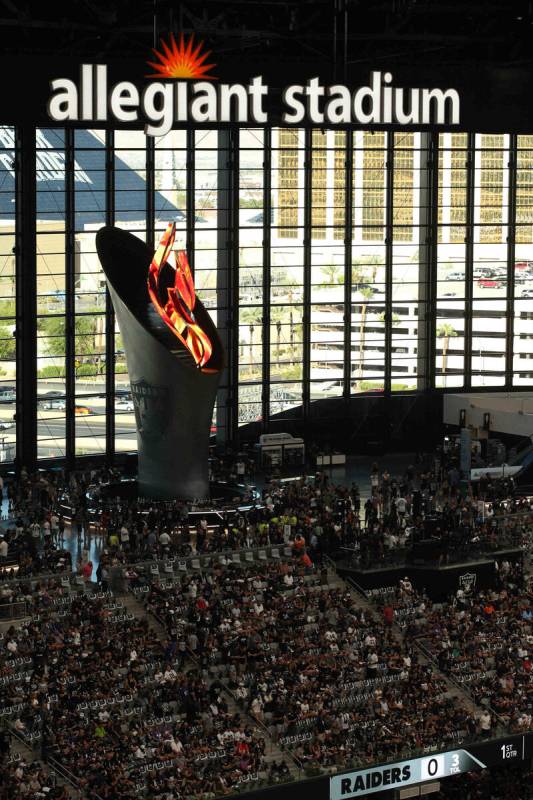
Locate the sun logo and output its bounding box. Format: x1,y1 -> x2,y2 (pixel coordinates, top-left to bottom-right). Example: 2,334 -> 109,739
146,33 -> 217,80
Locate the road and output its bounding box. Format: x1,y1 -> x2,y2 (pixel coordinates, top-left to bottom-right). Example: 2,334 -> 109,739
0,385 -> 139,458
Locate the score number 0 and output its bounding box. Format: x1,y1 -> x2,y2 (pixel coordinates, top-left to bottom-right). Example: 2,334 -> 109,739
420,753 -> 458,780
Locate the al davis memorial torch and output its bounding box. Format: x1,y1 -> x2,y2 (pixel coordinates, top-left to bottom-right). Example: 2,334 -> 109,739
96,223 -> 223,500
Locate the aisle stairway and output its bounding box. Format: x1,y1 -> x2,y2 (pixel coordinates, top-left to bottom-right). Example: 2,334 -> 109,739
124,589 -> 301,785
328,566 -> 486,728
6,733 -> 81,798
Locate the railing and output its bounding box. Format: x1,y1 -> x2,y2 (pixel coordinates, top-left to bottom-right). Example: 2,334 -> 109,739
0,567 -> 74,584
126,544 -> 298,580
44,753 -> 85,799
6,722 -> 42,754
344,575 -> 369,599
0,600 -> 28,620
414,635 -> 509,737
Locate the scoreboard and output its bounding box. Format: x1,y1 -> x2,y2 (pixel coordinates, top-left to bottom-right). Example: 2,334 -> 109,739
330,735 -> 528,799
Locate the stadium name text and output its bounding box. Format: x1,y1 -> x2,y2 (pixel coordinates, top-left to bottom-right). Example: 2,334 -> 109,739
47,65 -> 460,135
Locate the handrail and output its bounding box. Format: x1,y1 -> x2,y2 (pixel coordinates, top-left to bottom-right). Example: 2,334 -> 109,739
0,600 -> 28,620
413,635 -> 509,735
7,723 -> 41,753
44,753 -> 86,798
0,568 -> 74,584
345,575 -> 369,599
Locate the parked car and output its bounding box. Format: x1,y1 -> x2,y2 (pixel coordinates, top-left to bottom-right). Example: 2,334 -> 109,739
0,386 -> 15,403
42,399 -> 66,410
74,405 -> 93,415
473,266 -> 496,279
478,278 -> 503,289
115,398 -> 134,412
492,267 -> 508,278
521,288 -> 533,298
447,271 -> 465,281
39,391 -> 67,410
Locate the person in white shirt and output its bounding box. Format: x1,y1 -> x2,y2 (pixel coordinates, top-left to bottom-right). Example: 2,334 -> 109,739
50,513 -> 59,542
134,744 -> 147,759
165,734 -> 183,754
396,496 -> 407,516
251,696 -> 263,719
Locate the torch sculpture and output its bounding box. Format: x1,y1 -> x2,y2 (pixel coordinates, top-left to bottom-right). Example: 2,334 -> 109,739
96,224 -> 223,500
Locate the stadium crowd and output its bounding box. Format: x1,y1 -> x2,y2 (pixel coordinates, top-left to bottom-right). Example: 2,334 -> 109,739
0,452 -> 531,798
0,453 -> 531,585
144,558 -> 479,773
0,590 -> 271,799
434,764 -> 533,800
403,565 -> 533,733
0,754 -> 68,800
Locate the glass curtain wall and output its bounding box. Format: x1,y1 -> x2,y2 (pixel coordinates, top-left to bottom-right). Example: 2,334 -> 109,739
0,127 -> 16,463
4,125 -> 533,464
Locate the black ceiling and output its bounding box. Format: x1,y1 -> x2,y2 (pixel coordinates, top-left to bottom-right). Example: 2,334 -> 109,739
4,0 -> 533,69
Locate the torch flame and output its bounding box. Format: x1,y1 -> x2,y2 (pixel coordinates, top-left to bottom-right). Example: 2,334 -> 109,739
148,223 -> 213,370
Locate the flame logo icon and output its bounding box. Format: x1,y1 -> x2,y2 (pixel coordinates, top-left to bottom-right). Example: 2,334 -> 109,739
146,33 -> 217,80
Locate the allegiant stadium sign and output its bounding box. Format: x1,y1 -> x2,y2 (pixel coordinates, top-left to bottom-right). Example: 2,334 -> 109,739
47,67 -> 460,135
46,35 -> 460,135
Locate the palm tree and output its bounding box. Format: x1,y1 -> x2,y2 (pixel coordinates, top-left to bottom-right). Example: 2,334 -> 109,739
352,255 -> 382,285
249,323 -> 255,372
437,323 -> 458,387
239,307 -> 262,377
356,286 -> 376,385
320,264 -> 343,285
289,311 -> 294,349
378,311 -> 400,327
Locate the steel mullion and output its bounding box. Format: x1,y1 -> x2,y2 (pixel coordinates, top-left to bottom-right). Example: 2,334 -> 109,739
230,129 -> 240,442
16,126 -> 37,470
427,133 -> 439,390
186,129 -> 195,273
146,135 -> 155,252
464,132 -> 475,389
262,128 -> 272,430
105,130 -> 115,463
65,128 -> 75,467
303,129 -> 312,423
505,134 -> 517,390
343,130 -> 354,398
384,133 -> 394,394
